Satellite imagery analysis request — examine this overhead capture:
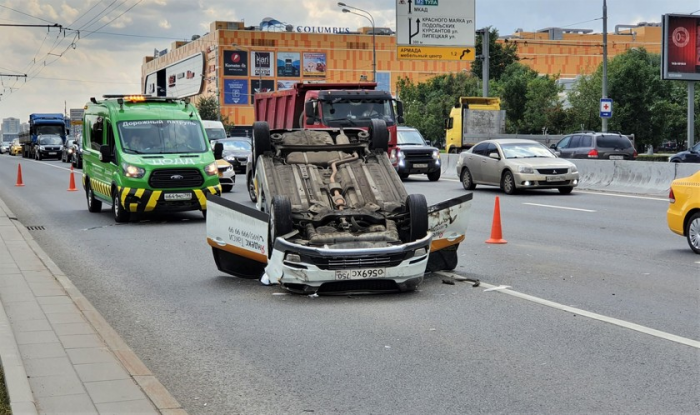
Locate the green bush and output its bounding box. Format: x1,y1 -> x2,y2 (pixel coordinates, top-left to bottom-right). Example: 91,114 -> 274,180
636,154 -> 671,162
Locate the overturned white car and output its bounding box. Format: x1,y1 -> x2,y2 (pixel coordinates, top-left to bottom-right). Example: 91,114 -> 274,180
206,120 -> 472,294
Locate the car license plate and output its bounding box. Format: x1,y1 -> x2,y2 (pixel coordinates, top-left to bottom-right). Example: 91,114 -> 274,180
48,152 -> 57,155
335,268 -> 386,280
413,163 -> 428,168
610,155 -> 624,160
546,175 -> 565,182
164,192 -> 192,201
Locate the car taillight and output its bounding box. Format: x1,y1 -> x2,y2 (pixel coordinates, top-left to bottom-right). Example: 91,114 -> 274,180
669,188 -> 675,203
633,149 -> 638,158
587,149 -> 598,158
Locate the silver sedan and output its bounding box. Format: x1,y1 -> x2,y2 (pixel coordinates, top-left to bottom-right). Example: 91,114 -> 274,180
455,139 -> 579,194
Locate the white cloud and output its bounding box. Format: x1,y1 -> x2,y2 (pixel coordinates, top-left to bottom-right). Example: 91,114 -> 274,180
160,19 -> 171,29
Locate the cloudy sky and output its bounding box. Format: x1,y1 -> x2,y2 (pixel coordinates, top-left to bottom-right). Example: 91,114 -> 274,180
1,0 -> 698,125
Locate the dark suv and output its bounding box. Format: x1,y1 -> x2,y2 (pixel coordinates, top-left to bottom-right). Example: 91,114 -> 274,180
390,126 -> 441,181
552,132 -> 637,160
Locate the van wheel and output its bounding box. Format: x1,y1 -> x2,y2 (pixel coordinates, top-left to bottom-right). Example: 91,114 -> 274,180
501,171 -> 517,195
112,189 -> 130,223
86,182 -> 102,213
407,194 -> 428,240
369,119 -> 389,152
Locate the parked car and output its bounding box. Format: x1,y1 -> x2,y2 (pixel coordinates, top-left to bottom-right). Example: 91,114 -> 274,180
667,170 -> 700,254
34,134 -> 63,160
212,138 -> 251,173
215,159 -> 235,192
9,139 -> 22,156
71,136 -> 83,168
551,132 -> 637,160
0,140 -> 10,154
390,126 -> 441,181
61,138 -> 77,163
669,142 -> 700,164
456,138 -> 579,195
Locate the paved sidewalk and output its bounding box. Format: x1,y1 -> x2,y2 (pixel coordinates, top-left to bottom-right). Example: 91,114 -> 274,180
0,197 -> 187,415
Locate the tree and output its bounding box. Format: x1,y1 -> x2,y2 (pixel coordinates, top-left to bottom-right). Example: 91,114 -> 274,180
470,27 -> 519,82
196,96 -> 219,121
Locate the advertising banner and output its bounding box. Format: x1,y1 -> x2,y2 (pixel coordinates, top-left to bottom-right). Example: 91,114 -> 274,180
277,52 -> 301,77
303,52 -> 327,77
662,14 -> 700,81
251,52 -> 275,78
223,51 -> 248,76
224,79 -> 249,105
251,80 -> 275,103
164,52 -> 205,98
277,80 -> 297,90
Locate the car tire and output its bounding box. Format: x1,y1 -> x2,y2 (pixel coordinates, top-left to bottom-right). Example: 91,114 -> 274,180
407,194 -> 428,240
399,173 -> 409,180
112,188 -> 130,223
501,170 -> 517,195
460,167 -> 476,190
247,173 -> 257,203
369,119 -> 389,152
558,186 -> 574,195
222,184 -> 233,193
427,169 -> 441,182
686,212 -> 700,254
86,181 -> 102,213
252,121 -> 271,172
269,195 -> 293,257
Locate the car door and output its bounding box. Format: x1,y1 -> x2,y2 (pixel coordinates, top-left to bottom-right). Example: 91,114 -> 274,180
466,142 -> 489,182
480,142 -> 502,185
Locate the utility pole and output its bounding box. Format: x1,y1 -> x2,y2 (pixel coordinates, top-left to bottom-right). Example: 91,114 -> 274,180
601,0 -> 608,133
476,28 -> 490,97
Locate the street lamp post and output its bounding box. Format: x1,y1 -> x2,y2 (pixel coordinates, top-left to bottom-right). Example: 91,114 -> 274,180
338,2 -> 376,82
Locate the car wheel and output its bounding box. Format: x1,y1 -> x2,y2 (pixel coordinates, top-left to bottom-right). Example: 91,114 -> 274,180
501,171 -> 517,195
268,195 -> 293,257
222,184 -> 233,193
369,119 -> 389,152
558,186 -> 574,195
399,173 -> 409,180
112,188 -> 130,223
686,212 -> 700,254
86,181 -> 102,213
247,173 -> 257,203
460,167 -> 476,190
427,169 -> 441,182
252,121 -> 271,172
406,194 -> 428,240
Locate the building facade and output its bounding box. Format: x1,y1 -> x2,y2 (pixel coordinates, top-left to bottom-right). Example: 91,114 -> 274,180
1,117 -> 20,142
141,20 -> 662,129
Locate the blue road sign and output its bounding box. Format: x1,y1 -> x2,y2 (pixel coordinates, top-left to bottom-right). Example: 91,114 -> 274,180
600,98 -> 613,118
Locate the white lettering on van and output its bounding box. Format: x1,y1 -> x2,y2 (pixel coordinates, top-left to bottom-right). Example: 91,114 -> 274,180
147,159 -> 197,166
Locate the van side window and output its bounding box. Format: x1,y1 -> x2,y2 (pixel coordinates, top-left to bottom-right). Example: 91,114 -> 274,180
89,116 -> 104,151
570,135 -> 582,148
557,136 -> 571,148
580,136 -> 592,147
105,120 -> 116,159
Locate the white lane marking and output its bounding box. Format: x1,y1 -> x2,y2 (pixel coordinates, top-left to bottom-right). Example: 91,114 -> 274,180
443,273 -> 700,349
567,190 -> 668,201
523,203 -> 596,212
483,285 -> 511,292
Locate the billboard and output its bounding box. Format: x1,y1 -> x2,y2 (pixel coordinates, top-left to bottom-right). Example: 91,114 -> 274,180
223,51 -> 248,76
224,80 -> 249,105
662,14 -> 700,81
251,52 -> 275,78
164,52 -> 205,97
303,52 -> 326,77
277,52 -> 301,77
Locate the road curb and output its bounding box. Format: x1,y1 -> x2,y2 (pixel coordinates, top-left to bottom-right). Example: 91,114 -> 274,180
0,196 -> 186,414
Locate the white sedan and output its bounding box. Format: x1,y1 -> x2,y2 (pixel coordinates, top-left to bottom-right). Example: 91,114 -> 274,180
455,139 -> 579,195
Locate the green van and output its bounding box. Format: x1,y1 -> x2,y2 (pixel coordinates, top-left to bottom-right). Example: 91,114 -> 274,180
81,95 -> 223,222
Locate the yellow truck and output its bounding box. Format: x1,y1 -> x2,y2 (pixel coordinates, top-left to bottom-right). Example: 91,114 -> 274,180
444,97 -> 506,153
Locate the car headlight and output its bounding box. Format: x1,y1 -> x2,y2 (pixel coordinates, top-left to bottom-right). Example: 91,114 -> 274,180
224,155 -> 236,162
68,149 -> 74,154
121,162 -> 146,178
39,146 -> 46,151
570,165 -> 578,173
205,161 -> 218,176
518,166 -> 535,174
432,150 -> 440,160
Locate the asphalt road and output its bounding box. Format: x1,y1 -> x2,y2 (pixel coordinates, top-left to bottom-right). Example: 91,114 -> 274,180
0,156 -> 698,414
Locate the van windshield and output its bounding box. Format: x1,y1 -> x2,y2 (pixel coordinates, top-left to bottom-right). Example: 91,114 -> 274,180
205,128 -> 227,140
118,120 -> 208,154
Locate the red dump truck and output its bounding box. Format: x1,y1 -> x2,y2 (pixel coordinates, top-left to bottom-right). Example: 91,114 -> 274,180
253,82 -> 404,153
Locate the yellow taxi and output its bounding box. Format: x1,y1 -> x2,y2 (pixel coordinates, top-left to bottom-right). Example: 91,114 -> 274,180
215,159 -> 235,193
9,139 -> 22,156
667,170 -> 700,254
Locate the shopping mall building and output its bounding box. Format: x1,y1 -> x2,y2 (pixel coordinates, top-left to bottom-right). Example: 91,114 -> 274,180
141,19 -> 661,129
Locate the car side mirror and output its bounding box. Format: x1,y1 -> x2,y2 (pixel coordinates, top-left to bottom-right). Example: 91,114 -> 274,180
304,101 -> 315,125
99,145 -> 111,163
213,142 -> 224,159
489,152 -> 500,160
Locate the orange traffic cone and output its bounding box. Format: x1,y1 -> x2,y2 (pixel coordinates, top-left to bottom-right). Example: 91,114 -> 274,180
15,164 -> 24,187
68,166 -> 78,191
486,196 -> 507,244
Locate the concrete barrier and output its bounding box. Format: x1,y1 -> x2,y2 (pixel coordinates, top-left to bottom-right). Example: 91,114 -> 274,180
571,159 -> 615,189
675,163 -> 700,180
440,154 -> 460,178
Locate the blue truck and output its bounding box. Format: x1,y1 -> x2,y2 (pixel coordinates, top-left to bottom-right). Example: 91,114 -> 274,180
19,113 -> 68,160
